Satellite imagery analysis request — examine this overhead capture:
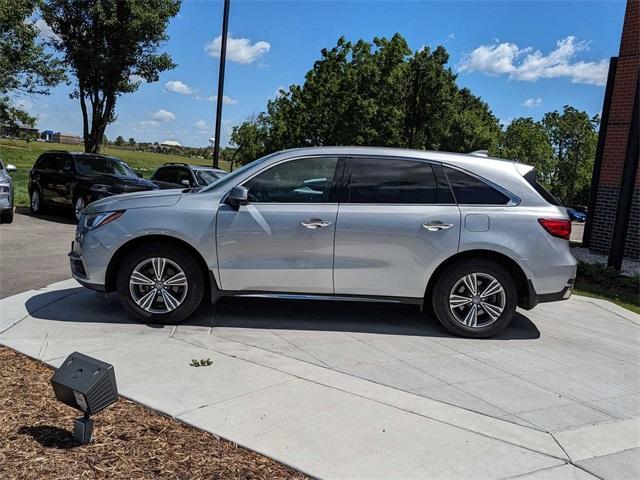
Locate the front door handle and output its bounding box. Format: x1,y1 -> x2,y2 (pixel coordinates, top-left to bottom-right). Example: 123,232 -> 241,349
422,222 -> 453,232
301,218 -> 333,229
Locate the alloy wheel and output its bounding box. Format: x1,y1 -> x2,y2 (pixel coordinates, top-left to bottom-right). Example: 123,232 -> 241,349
448,272 -> 506,328
129,257 -> 189,314
74,197 -> 86,220
31,190 -> 40,212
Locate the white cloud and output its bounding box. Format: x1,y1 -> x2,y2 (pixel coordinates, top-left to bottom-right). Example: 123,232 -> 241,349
149,109 -> 176,122
194,94 -> 237,104
165,80 -> 196,95
194,120 -> 209,131
459,36 -> 609,86
205,35 -> 271,64
33,19 -> 59,42
522,98 -> 542,108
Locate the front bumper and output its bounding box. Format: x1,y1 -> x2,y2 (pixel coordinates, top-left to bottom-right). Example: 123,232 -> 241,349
69,227 -> 111,291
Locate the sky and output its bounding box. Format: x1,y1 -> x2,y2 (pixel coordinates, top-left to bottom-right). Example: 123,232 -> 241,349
20,0 -> 627,148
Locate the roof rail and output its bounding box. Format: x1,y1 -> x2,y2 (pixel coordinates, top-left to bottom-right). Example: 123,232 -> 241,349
469,150 -> 489,157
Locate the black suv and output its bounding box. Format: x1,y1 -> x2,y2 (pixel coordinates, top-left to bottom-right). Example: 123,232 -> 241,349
150,162 -> 227,189
29,151 -> 157,220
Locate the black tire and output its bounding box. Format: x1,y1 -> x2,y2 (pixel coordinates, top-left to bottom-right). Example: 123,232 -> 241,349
30,187 -> 45,214
72,194 -> 88,223
116,243 -> 205,324
0,207 -> 13,224
431,259 -> 517,338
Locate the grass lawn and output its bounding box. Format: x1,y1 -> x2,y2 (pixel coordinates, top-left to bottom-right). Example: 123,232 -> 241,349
0,346 -> 305,479
574,262 -> 640,314
0,139 -> 231,207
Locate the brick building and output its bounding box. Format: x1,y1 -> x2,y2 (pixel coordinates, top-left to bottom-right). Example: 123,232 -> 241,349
583,0 -> 639,267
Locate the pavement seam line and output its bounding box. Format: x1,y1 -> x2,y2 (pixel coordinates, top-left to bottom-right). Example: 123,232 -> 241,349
0,289 -> 80,336
173,378 -> 297,418
170,334 -> 570,462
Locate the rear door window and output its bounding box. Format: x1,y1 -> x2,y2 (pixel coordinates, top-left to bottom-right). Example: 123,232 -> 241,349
348,158 -> 442,204
443,166 -> 511,205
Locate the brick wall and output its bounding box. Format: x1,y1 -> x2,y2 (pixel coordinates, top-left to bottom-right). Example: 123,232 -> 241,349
589,0 -> 639,260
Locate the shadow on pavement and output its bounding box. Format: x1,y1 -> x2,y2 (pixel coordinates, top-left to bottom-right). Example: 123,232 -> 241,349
15,206 -> 75,225
25,287 -> 541,340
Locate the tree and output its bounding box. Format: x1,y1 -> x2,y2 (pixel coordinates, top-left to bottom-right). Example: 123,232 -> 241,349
114,135 -> 124,146
542,106 -> 598,205
41,0 -> 180,153
492,118 -> 555,184
0,0 -> 65,127
128,137 -> 136,146
231,34 -> 500,162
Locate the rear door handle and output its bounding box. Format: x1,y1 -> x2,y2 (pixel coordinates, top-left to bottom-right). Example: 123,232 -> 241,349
301,218 -> 333,229
422,222 -> 453,232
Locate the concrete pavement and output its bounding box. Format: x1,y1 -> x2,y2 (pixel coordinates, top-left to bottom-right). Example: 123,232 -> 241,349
1,280 -> 638,479
0,211 -> 75,299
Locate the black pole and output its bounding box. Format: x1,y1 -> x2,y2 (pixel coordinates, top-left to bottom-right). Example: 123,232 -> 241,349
213,0 -> 231,168
583,57 -> 618,247
608,74 -> 639,270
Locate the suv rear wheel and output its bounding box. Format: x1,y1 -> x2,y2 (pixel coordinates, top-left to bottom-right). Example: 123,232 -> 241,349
116,244 -> 205,324
432,259 -> 517,338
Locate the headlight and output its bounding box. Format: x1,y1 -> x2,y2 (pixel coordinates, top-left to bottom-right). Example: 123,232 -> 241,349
0,183 -> 10,194
83,210 -> 125,230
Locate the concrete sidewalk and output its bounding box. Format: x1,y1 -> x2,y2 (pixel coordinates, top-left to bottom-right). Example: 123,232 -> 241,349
1,279 -> 638,479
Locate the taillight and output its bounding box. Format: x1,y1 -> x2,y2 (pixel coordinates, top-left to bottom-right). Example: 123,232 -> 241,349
538,218 -> 571,240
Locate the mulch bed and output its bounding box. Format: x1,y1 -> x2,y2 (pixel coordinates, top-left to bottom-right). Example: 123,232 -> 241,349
0,347 -> 306,479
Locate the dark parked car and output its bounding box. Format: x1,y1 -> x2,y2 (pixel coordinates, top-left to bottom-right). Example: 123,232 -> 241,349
29,151 -> 158,220
150,163 -> 227,189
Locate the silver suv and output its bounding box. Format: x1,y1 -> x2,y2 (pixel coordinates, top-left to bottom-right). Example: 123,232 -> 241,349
70,147 -> 576,337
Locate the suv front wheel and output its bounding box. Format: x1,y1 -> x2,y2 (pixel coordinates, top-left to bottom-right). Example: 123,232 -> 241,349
116,244 -> 205,324
432,259 -> 517,338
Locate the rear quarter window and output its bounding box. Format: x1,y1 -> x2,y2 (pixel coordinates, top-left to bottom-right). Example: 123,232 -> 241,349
524,170 -> 562,206
443,166 -> 510,205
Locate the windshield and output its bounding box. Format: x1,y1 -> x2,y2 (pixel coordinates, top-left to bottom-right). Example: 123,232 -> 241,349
201,154 -> 275,191
75,156 -> 137,177
195,169 -> 225,185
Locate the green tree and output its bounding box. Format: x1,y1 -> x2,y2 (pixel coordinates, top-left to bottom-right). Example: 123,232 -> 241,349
41,0 -> 180,153
231,34 -> 500,162
128,137 -> 135,146
114,135 -> 124,146
492,118 -> 555,184
230,116 -> 267,166
0,0 -> 65,127
542,106 -> 598,205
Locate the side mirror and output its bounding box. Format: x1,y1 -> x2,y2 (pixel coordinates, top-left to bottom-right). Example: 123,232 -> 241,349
226,186 -> 248,208
6,164 -> 16,172
180,179 -> 190,187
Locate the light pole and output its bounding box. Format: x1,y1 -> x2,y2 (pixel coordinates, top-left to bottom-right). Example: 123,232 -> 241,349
213,0 -> 231,168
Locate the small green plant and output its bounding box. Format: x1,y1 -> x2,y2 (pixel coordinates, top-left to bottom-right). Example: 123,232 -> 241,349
189,358 -> 213,367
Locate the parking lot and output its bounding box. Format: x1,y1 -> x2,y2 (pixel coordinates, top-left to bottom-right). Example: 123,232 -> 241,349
0,211 -> 75,299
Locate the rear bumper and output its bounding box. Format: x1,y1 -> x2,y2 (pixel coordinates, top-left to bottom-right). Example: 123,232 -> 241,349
519,278 -> 575,310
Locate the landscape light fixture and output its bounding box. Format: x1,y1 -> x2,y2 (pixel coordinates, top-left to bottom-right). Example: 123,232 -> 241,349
50,352 -> 118,445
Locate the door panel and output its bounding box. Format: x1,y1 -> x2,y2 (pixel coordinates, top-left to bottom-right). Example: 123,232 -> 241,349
334,205 -> 461,298
216,203 -> 338,293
